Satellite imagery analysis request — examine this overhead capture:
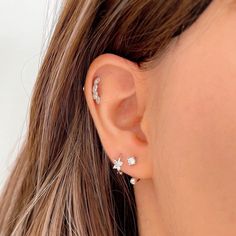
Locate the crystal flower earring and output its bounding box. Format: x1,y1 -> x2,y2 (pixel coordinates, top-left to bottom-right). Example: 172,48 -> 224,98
113,155 -> 123,175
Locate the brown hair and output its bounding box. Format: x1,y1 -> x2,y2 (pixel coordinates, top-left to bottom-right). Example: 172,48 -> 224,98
0,0 -> 212,235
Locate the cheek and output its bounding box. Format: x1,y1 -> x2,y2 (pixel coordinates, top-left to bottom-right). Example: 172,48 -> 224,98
147,7 -> 236,233
149,54 -> 236,235
155,62 -> 236,186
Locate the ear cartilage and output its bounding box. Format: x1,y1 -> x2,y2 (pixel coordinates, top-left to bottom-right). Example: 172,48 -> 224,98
127,156 -> 136,166
92,76 -> 101,104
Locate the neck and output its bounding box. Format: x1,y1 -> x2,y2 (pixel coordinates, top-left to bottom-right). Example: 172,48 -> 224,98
134,179 -> 166,236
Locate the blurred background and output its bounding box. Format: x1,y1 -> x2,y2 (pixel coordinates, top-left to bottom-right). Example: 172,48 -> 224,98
0,0 -> 61,189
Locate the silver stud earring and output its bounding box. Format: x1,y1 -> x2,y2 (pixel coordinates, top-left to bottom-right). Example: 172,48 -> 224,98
130,177 -> 140,185
127,156 -> 136,166
92,76 -> 101,104
113,156 -> 123,175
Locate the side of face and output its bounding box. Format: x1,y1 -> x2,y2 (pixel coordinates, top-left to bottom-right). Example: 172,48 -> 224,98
83,0 -> 236,234
146,0 -> 236,234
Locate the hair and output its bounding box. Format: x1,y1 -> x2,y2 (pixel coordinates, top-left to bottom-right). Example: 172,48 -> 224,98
0,0 -> 212,235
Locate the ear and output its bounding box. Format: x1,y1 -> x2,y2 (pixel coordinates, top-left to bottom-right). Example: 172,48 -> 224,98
84,53 -> 152,179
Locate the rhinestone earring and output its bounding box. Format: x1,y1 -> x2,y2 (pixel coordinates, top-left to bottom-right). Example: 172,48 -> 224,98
92,76 -> 101,104
113,156 -> 123,175
127,156 -> 139,184
127,156 -> 136,166
130,177 -> 140,185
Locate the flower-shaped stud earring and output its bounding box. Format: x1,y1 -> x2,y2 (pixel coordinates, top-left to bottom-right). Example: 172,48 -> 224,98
113,157 -> 123,175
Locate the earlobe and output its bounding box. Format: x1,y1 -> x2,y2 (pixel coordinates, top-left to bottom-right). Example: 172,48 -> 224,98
84,53 -> 152,181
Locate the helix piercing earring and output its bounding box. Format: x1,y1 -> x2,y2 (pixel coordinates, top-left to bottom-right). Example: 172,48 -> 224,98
92,76 -> 101,104
130,177 -> 140,185
113,155 -> 123,175
127,156 -> 136,166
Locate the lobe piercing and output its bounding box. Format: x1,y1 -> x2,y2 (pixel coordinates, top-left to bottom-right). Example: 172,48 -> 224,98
127,156 -> 139,184
92,76 -> 101,104
130,177 -> 140,185
127,156 -> 136,166
113,156 -> 123,175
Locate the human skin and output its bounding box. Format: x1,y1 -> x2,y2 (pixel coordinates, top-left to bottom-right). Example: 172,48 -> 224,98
84,0 -> 236,235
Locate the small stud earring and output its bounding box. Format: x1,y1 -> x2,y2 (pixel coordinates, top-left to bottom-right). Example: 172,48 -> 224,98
127,156 -> 136,166
92,76 -> 101,104
130,177 -> 140,185
113,156 -> 123,175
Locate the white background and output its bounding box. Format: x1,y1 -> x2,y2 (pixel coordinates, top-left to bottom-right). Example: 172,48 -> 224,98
0,0 -> 60,189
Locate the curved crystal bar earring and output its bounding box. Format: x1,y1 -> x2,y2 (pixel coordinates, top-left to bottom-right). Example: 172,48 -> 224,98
92,76 -> 101,104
